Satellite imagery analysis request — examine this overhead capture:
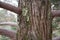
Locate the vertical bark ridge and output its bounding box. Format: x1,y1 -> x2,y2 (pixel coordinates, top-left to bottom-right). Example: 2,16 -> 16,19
17,0 -> 52,40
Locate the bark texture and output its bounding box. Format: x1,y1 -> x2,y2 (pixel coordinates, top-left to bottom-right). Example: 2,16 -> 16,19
17,0 -> 52,40
0,1 -> 60,17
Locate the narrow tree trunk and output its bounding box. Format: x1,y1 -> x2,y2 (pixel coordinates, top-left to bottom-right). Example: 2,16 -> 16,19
17,0 -> 52,40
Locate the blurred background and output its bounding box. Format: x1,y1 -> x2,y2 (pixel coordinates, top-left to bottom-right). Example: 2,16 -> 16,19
51,0 -> 60,38
0,0 -> 18,40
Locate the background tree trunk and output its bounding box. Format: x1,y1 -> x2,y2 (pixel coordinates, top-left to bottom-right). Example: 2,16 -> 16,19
17,0 -> 52,40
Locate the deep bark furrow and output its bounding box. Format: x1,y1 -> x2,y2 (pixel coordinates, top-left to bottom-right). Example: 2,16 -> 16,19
17,0 -> 52,40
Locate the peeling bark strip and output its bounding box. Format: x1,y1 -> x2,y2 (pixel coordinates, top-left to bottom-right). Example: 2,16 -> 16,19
17,0 -> 52,40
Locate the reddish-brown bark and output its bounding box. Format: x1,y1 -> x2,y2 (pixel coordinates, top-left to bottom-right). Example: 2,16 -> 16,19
0,1 -> 21,14
51,10 -> 60,17
0,1 -> 60,18
17,0 -> 52,40
0,1 -> 60,17
0,28 -> 16,39
0,1 -> 60,40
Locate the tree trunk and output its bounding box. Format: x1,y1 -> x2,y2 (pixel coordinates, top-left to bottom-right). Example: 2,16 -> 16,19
17,0 -> 52,40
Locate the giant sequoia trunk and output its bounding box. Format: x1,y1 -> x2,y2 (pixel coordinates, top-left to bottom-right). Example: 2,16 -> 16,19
17,0 -> 52,40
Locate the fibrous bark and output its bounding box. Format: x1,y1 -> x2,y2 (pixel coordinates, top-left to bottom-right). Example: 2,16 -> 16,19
17,0 -> 52,40
0,0 -> 60,40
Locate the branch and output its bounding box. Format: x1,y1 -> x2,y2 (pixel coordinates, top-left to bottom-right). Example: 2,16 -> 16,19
0,28 -> 16,39
51,10 -> 60,17
1,1 -> 60,17
0,22 -> 18,27
0,1 -> 21,14
52,36 -> 60,40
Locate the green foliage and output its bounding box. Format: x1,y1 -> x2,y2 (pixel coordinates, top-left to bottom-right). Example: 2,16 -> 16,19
51,0 -> 60,10
55,17 -> 60,22
0,35 -> 10,40
52,20 -> 58,28
0,9 -> 17,40
11,27 -> 16,30
51,0 -> 60,4
52,17 -> 60,37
